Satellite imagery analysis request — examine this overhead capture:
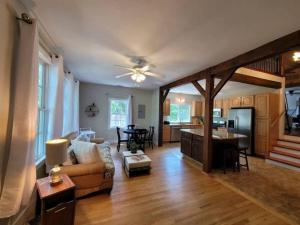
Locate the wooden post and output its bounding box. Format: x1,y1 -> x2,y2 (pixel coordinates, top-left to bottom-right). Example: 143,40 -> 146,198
203,75 -> 214,173
158,88 -> 164,146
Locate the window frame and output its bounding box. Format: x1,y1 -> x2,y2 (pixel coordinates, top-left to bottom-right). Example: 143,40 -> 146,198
35,60 -> 49,165
169,103 -> 191,123
108,97 -> 129,129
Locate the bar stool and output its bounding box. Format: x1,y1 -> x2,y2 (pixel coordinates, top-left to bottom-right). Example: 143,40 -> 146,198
235,147 -> 249,171
222,147 -> 236,174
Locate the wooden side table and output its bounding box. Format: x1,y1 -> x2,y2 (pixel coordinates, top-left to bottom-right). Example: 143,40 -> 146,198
36,174 -> 76,225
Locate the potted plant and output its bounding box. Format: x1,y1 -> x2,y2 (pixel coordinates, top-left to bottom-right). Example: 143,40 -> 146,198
128,139 -> 138,154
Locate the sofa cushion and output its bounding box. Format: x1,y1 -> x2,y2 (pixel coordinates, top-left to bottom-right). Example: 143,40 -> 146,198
71,140 -> 101,164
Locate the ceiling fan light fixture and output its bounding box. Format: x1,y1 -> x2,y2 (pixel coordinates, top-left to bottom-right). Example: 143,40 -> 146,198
131,74 -> 137,81
136,74 -> 146,83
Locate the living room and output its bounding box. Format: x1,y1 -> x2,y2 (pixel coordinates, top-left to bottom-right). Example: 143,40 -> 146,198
1,1 -> 300,225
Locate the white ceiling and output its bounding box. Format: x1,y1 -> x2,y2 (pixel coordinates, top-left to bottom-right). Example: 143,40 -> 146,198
28,0 -> 300,89
170,80 -> 275,97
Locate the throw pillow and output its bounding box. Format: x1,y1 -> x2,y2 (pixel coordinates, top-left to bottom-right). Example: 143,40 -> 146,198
63,146 -> 76,166
69,150 -> 78,164
76,133 -> 90,142
72,140 -> 100,164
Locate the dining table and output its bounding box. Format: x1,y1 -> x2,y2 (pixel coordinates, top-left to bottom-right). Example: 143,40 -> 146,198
123,128 -> 148,150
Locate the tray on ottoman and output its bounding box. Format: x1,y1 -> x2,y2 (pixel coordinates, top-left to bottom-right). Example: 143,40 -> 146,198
124,154 -> 151,177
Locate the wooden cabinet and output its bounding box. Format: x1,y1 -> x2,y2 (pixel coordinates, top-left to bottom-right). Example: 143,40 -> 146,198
181,132 -> 192,157
222,99 -> 230,118
255,94 -> 269,118
231,97 -> 241,107
241,95 -> 254,107
163,125 -> 171,142
230,96 -> 254,108
192,101 -> 203,116
163,99 -> 170,116
36,174 -> 76,225
191,135 -> 203,162
214,99 -> 222,108
255,118 -> 269,156
254,93 -> 279,157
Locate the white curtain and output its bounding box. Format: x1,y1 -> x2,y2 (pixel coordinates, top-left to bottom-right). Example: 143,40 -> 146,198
73,81 -> 80,133
62,73 -> 79,135
47,55 -> 64,140
0,20 -> 38,217
128,95 -> 133,125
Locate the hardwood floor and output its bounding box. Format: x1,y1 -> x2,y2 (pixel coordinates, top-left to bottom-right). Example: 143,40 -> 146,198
213,156 -> 300,225
75,144 -> 289,225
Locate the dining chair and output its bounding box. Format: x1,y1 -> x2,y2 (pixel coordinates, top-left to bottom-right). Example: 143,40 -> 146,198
116,127 -> 128,152
127,124 -> 135,129
135,130 -> 148,151
145,126 -> 154,149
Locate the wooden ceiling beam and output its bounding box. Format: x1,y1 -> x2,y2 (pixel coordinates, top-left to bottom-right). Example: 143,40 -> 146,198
161,30 -> 300,91
162,89 -> 170,103
226,73 -> 282,89
192,80 -> 206,96
212,69 -> 236,99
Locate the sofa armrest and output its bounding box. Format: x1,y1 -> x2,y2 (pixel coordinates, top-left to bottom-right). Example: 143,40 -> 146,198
60,162 -> 105,177
90,138 -> 104,144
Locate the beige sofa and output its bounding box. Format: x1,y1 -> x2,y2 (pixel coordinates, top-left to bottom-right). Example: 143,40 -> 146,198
59,132 -> 115,198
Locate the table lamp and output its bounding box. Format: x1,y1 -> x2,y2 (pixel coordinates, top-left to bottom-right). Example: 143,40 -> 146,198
46,139 -> 68,186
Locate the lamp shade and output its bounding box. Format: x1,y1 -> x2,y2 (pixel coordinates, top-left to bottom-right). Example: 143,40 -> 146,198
45,139 -> 68,165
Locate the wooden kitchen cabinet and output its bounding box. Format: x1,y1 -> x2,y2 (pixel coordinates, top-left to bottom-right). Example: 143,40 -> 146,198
163,99 -> 170,116
181,132 -> 192,157
222,99 -> 230,118
214,99 -> 222,108
254,93 -> 279,157
163,125 -> 171,142
255,118 -> 269,157
241,95 -> 254,107
255,94 -> 269,118
230,97 -> 241,107
191,135 -> 203,162
192,101 -> 203,116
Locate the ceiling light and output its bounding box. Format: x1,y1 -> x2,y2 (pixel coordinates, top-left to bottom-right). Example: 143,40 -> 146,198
131,73 -> 146,83
131,74 -> 137,81
177,97 -> 185,103
293,52 -> 300,62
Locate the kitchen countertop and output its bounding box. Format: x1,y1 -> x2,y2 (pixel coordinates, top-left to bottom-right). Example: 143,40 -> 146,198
181,128 -> 247,140
165,123 -> 202,126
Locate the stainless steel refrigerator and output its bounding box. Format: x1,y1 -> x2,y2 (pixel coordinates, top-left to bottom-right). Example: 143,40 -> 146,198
227,108 -> 255,155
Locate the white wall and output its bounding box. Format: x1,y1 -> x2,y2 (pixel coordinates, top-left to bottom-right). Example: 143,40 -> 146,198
80,82 -> 157,143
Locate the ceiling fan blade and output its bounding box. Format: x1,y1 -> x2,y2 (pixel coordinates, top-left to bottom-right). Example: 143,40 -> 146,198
144,71 -> 164,79
114,65 -> 136,72
141,64 -> 156,72
141,65 -> 150,72
115,72 -> 133,78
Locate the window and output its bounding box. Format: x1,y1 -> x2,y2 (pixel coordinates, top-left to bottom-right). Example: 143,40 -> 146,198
109,98 -> 129,128
170,104 -> 191,123
35,61 -> 48,163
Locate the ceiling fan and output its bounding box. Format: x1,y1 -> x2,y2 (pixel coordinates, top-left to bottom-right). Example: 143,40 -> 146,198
115,58 -> 163,83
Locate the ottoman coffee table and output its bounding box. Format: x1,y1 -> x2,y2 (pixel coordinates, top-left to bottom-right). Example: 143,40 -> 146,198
122,151 -> 151,177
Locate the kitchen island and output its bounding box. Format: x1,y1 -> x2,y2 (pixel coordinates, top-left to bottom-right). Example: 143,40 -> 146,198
181,129 -> 246,168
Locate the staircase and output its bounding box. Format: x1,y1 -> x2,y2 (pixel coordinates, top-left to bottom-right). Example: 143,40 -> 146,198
266,139 -> 300,172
